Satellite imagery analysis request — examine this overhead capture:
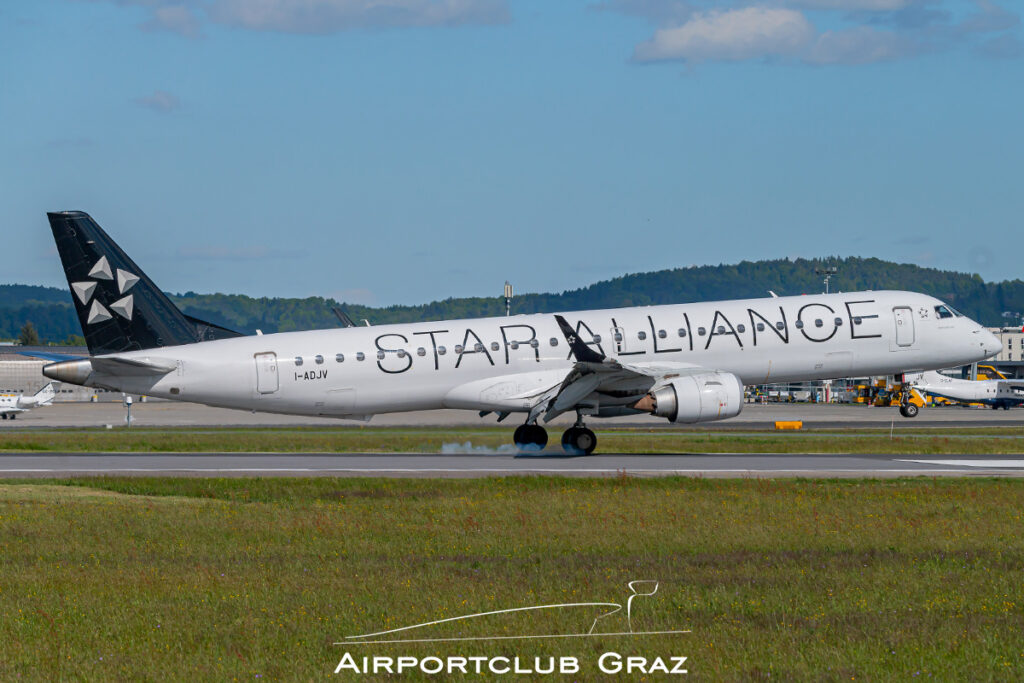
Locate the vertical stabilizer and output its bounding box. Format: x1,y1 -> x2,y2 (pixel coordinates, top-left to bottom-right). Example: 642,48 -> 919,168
47,211 -> 241,355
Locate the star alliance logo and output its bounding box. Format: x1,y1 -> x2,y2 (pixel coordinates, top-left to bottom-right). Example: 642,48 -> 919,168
71,256 -> 140,324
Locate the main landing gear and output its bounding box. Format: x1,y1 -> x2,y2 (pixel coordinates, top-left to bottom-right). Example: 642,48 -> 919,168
513,423 -> 548,451
513,414 -> 598,455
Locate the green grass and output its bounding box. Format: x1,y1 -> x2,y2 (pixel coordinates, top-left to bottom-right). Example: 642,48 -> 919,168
1,477 -> 1023,680
2,425 -> 1024,454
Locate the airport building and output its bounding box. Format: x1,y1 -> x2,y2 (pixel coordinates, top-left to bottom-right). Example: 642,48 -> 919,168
0,345 -> 118,402
987,327 -> 1024,362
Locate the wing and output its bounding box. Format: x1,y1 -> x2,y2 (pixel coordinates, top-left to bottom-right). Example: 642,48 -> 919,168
535,316 -> 714,423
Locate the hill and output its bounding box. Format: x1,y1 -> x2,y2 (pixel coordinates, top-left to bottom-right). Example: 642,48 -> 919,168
2,256 -> 1022,343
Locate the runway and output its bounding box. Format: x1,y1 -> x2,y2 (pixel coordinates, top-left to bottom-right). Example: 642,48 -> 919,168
2,452 -> 1024,478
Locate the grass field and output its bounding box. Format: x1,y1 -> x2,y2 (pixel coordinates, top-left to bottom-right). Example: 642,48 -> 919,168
1,477 -> 1023,680
2,425 -> 1024,454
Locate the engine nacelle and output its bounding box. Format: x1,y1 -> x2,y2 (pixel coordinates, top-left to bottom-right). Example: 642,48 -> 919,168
637,372 -> 744,424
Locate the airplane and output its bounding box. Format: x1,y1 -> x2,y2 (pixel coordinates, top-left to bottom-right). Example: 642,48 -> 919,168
909,370 -> 1024,410
38,211 -> 1001,453
0,382 -> 57,420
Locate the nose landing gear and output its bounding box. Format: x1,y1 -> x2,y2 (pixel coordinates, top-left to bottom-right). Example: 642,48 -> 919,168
897,383 -> 919,418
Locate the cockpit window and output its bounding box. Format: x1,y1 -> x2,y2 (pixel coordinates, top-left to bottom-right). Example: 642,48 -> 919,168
934,305 -> 954,319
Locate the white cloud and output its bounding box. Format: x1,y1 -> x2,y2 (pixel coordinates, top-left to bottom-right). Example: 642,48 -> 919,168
140,5 -> 204,38
805,25 -> 917,64
208,0 -> 508,33
622,1 -> 1022,66
99,0 -> 508,34
790,0 -> 920,9
633,7 -> 815,62
134,90 -> 181,112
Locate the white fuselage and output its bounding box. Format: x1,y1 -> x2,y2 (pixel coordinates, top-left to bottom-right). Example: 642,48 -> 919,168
66,290 -> 999,419
911,371 -> 1024,407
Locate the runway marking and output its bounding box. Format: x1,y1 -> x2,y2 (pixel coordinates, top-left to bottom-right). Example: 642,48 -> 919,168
0,467 -> 1008,475
899,459 -> 1024,468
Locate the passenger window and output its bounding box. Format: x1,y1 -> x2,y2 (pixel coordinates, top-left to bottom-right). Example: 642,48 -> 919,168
474,343 -> 485,352
490,342 -> 500,351
530,339 -> 539,348
438,346 -> 447,355
455,345 -> 464,354
658,329 -> 667,339
336,354 -> 344,363
678,328 -> 687,337
638,331 -> 647,340
776,322 -> 785,330
417,347 -> 426,357
294,357 -> 303,366
356,352 -> 365,361
716,326 -> 725,334
795,321 -> 804,329
315,355 -> 324,364
854,317 -> 863,325
737,324 -> 746,333
510,341 -> 519,350
697,327 -> 706,336
549,338 -> 558,347
834,317 -> 843,326
756,323 -> 765,332
593,334 -> 602,343
397,350 -> 407,358
814,319 -> 823,327
613,332 -> 623,342
376,351 -> 385,360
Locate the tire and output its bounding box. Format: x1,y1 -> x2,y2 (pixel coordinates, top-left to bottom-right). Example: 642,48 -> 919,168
900,403 -> 919,418
562,427 -> 597,455
513,424 -> 548,451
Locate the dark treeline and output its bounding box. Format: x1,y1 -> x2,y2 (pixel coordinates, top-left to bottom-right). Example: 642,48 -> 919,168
3,257 -> 1022,343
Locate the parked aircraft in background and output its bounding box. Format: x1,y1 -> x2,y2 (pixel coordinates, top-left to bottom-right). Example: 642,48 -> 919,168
0,382 -> 57,420
910,370 -> 1024,410
38,212 -> 1001,453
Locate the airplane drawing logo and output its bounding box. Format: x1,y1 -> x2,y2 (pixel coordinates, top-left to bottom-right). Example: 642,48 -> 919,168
340,581 -> 689,645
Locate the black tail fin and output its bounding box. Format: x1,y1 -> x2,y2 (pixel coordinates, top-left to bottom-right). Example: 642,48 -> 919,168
47,211 -> 242,355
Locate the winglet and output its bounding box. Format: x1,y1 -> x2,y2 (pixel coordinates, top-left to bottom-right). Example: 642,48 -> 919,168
554,315 -> 606,363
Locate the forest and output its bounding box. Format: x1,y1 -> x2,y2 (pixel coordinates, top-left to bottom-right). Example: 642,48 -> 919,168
2,257 -> 1021,343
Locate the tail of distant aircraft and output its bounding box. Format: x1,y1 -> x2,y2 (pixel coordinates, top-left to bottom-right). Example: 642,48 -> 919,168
47,211 -> 241,355
31,382 -> 56,406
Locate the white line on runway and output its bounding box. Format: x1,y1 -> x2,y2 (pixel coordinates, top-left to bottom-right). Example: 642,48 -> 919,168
898,459 -> 1024,468
0,468 -> 1006,474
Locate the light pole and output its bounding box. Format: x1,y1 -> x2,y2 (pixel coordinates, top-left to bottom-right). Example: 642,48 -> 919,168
815,266 -> 838,294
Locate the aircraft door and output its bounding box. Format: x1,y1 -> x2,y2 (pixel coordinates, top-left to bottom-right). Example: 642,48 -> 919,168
893,307 -> 915,348
611,326 -> 626,354
255,352 -> 279,394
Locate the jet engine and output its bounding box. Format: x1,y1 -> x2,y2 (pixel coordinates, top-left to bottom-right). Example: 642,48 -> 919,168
633,371 -> 743,424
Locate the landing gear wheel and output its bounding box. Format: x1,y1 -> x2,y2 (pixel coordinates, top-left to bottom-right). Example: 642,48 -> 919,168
561,427 -> 597,455
513,424 -> 548,451
899,403 -> 919,418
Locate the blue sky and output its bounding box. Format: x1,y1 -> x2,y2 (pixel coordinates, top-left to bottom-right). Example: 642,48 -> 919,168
1,0 -> 1021,305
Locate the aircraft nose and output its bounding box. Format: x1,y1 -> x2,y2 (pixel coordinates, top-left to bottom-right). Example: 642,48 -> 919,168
976,328 -> 1001,359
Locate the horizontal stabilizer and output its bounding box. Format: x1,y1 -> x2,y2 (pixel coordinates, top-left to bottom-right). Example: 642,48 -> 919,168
90,356 -> 178,376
